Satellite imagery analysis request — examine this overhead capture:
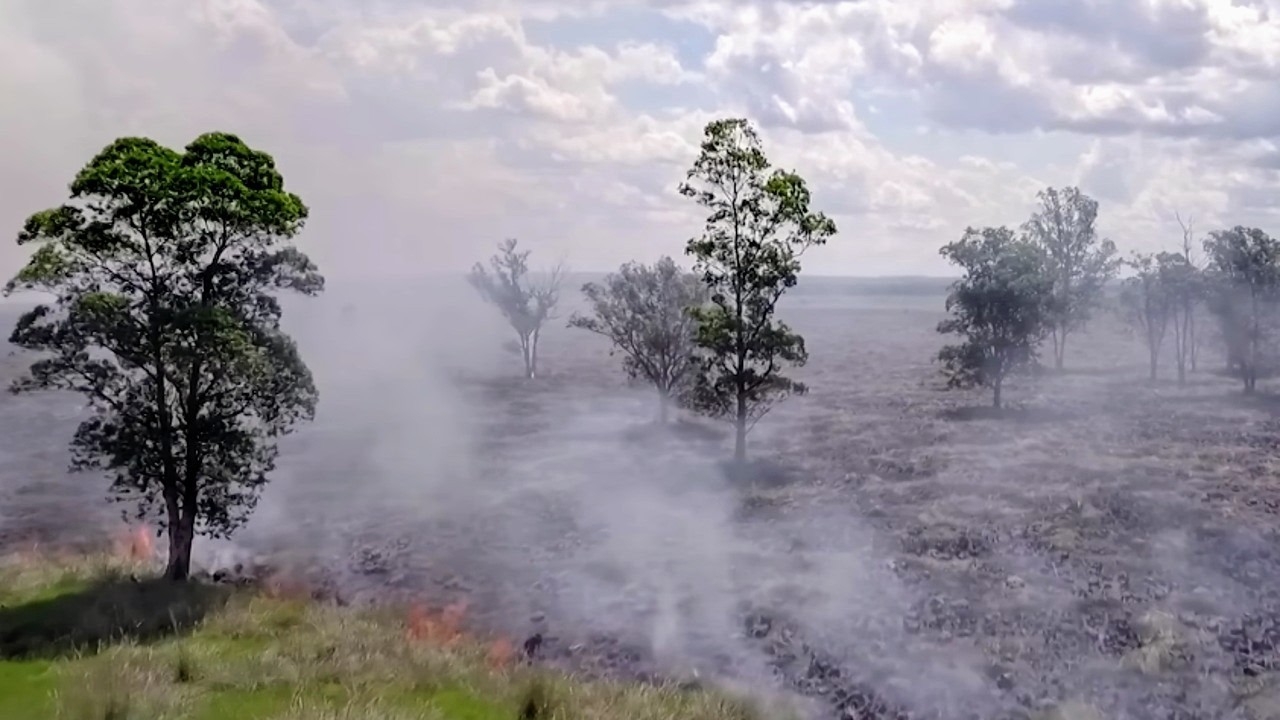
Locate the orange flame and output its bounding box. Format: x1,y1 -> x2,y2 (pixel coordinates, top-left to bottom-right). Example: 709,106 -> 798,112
262,572 -> 311,600
112,524 -> 155,561
405,600 -> 469,646
486,637 -> 516,669
403,601 -> 516,669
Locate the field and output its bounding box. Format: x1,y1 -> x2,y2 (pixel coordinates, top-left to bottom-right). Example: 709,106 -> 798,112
4,276 -> 1280,719
0,554 -> 769,720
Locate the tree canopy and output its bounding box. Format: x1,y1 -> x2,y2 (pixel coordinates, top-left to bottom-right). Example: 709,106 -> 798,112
5,132 -> 322,580
1022,186 -> 1118,370
938,227 -> 1053,408
1202,226 -> 1280,393
679,118 -> 836,464
570,257 -> 708,422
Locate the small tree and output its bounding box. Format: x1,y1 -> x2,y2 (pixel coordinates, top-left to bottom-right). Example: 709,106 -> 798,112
1202,226 -> 1280,393
1022,186 -> 1118,370
1117,253 -> 1172,381
679,118 -> 836,464
1157,249 -> 1199,385
937,227 -> 1053,409
468,239 -> 563,379
4,133 -> 322,581
569,257 -> 708,423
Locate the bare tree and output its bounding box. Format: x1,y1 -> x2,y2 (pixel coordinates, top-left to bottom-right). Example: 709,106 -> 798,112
1158,248 -> 1198,385
468,238 -> 564,379
1175,212 -> 1202,372
1118,253 -> 1172,381
1022,187 -> 1119,370
569,257 -> 708,423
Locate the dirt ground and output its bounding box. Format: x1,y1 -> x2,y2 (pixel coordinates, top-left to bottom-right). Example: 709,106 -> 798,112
4,287 -> 1280,720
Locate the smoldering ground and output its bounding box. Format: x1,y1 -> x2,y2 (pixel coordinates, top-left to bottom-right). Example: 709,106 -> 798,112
6,279 -> 1280,719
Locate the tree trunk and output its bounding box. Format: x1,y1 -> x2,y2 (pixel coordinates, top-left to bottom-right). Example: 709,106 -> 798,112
1175,308 -> 1188,385
733,394 -> 747,465
1051,327 -> 1067,370
164,510 -> 195,581
530,330 -> 540,379
1149,344 -> 1158,381
519,335 -> 533,379
1244,343 -> 1257,395
1182,311 -> 1192,368
658,390 -> 670,424
992,377 -> 1002,409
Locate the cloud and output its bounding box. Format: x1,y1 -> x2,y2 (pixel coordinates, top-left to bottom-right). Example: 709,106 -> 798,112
0,0 -> 1277,281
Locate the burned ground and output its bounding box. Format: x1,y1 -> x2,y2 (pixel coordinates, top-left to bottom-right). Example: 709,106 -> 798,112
4,285 -> 1280,719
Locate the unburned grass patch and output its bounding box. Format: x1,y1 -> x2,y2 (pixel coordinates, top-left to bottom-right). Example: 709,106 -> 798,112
0,570 -> 230,660
0,553 -> 783,719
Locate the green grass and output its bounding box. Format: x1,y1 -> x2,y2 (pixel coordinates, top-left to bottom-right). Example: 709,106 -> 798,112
0,553 -> 786,720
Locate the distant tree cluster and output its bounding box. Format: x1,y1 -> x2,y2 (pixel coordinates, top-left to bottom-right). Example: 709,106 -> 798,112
1104,223 -> 1280,394
938,186 -> 1280,406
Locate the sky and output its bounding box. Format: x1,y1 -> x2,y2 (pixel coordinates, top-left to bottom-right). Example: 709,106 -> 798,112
1,0 -> 1278,279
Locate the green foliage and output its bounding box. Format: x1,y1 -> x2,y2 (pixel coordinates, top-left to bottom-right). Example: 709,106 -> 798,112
468,239 -> 563,379
1022,186 -> 1118,369
569,256 -> 708,421
679,118 -> 836,462
937,227 -> 1053,408
4,132 -> 322,580
1202,226 -> 1280,392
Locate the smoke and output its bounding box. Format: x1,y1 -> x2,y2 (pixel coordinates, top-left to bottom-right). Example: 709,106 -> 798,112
157,278 -> 1280,720
185,275 -> 1021,719
195,276 -> 506,574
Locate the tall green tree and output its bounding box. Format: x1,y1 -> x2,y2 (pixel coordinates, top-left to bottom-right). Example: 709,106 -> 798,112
4,133 -> 322,581
1022,186 -> 1118,370
1202,226 -> 1280,393
679,118 -> 836,464
937,227 -> 1053,409
569,256 -> 708,423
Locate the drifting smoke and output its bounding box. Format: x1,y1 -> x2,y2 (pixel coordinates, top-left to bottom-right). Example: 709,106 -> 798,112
185,276 -> 1029,719
11,277 -> 1280,720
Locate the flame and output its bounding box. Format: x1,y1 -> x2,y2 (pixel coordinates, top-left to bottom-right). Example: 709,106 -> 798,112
262,572 -> 311,601
403,600 -> 517,669
405,600 -> 468,646
112,524 -> 154,561
486,637 -> 516,669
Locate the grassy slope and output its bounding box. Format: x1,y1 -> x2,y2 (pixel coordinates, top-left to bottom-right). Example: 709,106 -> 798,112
0,554 -> 783,720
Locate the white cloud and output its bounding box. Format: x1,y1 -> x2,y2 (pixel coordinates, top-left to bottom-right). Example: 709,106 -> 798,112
0,0 -> 1277,280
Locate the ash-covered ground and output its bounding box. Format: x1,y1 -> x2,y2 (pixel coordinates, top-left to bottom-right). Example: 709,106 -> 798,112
5,277 -> 1280,719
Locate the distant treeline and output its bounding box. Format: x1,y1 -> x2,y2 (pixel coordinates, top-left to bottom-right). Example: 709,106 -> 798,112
792,276 -> 956,298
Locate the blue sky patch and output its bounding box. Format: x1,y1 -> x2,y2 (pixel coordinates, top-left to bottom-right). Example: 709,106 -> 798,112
524,6 -> 716,70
